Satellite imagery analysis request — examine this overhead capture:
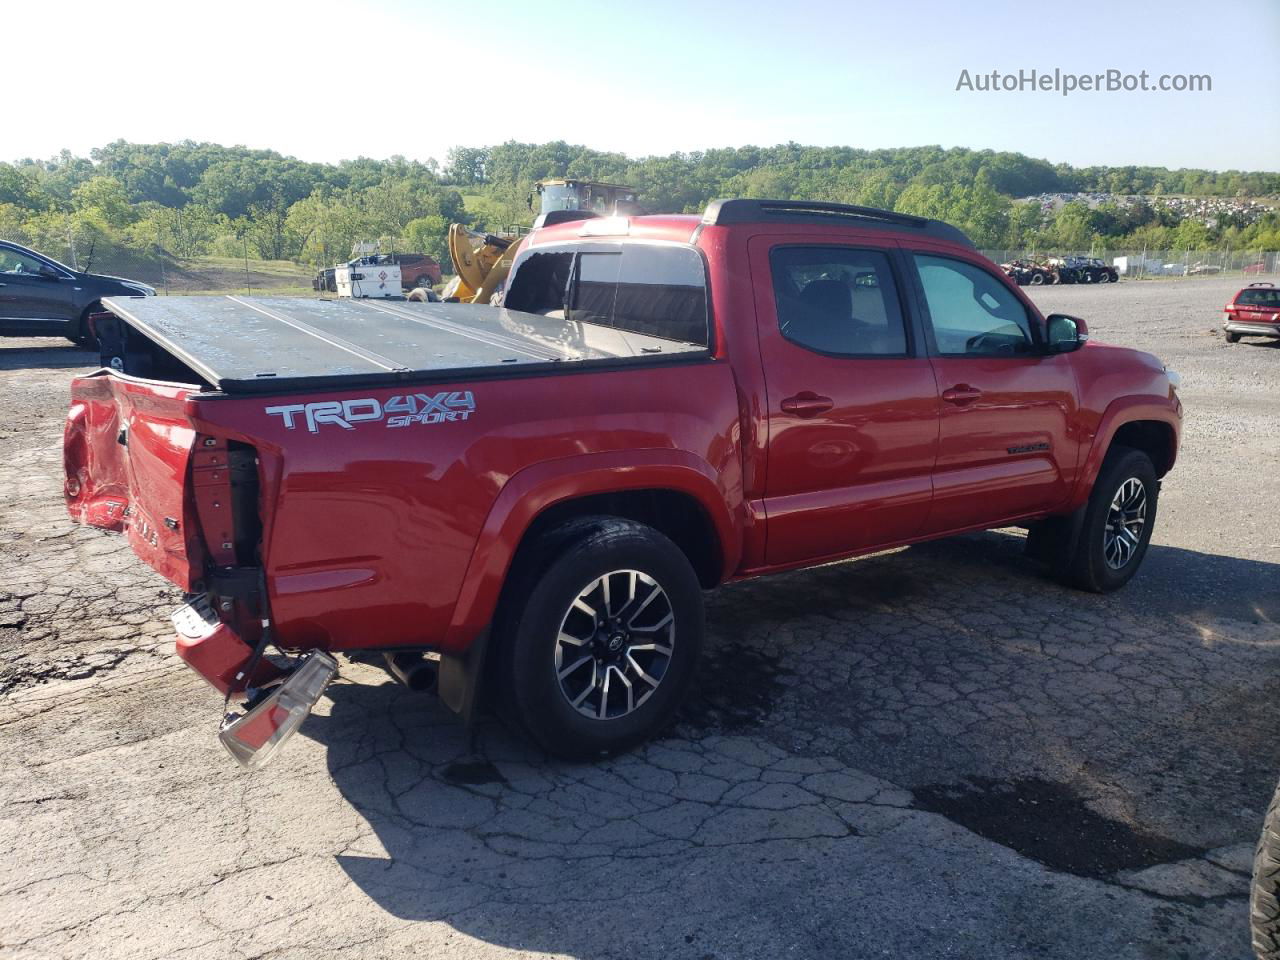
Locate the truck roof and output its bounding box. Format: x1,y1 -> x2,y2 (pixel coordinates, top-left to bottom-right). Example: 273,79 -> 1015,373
102,295 -> 706,395
528,199 -> 975,249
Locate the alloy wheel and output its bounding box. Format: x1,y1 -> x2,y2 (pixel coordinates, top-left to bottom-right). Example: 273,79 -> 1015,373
554,570 -> 675,720
1103,477 -> 1147,570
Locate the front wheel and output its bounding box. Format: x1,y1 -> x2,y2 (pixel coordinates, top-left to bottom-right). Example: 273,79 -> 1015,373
1060,446 -> 1159,592
1029,272 -> 1045,285
1252,775 -> 1280,959
495,519 -> 704,758
1225,331 -> 1242,343
68,304 -> 101,350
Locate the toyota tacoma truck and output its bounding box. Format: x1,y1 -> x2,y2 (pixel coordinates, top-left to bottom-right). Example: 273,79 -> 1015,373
63,199 -> 1183,767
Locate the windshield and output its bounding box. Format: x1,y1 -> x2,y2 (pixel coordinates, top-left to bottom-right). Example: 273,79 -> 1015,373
539,184 -> 582,213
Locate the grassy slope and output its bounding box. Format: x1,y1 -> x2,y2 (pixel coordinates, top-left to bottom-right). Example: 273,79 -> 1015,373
152,257 -> 315,296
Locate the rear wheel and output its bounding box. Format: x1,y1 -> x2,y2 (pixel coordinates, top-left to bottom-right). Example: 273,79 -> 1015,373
494,518 -> 704,758
1060,446 -> 1158,592
1225,331 -> 1241,343
1252,775 -> 1280,959
1029,272 -> 1045,285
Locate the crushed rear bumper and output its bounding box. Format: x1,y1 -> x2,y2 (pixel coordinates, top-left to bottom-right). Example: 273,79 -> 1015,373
172,596 -> 283,696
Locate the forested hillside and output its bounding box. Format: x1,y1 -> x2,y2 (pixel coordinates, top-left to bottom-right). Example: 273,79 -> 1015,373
2,140 -> 1277,279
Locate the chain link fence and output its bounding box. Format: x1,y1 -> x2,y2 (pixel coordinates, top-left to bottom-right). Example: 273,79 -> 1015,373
979,248 -> 1279,279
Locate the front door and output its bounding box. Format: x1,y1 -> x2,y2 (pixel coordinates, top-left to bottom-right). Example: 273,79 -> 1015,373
906,251 -> 1081,534
752,237 -> 939,567
0,246 -> 75,334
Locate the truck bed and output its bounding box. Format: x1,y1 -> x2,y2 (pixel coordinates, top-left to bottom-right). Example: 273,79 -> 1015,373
101,295 -> 707,394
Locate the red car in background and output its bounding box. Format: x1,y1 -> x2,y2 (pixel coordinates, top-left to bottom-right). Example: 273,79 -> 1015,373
1223,282 -> 1280,343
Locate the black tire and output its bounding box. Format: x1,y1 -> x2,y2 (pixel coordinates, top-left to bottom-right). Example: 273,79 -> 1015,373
1225,331 -> 1242,343
68,304 -> 101,350
1107,271 -> 1119,283
494,518 -> 704,759
1252,775 -> 1280,959
1029,272 -> 1045,285
1060,446 -> 1158,592
414,274 -> 433,290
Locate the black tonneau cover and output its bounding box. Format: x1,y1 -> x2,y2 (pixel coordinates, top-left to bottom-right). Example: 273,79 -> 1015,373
101,296 -> 707,394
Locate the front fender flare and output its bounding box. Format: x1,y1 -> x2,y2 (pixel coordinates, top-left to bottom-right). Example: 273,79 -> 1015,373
1070,394 -> 1180,510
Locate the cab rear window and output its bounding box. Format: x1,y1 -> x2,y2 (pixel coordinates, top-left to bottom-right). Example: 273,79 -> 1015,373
506,243 -> 709,347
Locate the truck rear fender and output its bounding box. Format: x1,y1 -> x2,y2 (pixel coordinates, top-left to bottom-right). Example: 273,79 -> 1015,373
443,449 -> 741,650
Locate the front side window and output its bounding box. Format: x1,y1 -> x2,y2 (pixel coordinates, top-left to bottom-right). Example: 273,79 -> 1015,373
0,247 -> 47,275
912,254 -> 1035,356
770,246 -> 908,356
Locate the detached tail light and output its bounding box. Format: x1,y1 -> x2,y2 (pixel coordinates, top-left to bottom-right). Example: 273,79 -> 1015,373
219,651 -> 338,769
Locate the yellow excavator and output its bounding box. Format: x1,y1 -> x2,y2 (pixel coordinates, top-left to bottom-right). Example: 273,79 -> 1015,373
439,179 -> 640,304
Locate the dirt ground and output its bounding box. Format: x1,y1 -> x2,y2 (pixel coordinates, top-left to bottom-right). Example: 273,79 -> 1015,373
1,276 -> 1278,960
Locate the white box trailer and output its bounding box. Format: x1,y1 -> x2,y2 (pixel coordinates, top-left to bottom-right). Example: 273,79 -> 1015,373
335,262 -> 402,298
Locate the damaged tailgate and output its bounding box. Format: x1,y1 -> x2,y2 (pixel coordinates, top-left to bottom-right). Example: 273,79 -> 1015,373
64,372 -> 205,590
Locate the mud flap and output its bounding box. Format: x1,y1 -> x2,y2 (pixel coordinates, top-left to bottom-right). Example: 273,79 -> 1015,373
437,626 -> 491,727
1024,506 -> 1086,575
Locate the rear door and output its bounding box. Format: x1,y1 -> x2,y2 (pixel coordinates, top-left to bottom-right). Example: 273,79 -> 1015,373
751,236 -> 939,566
905,250 -> 1081,534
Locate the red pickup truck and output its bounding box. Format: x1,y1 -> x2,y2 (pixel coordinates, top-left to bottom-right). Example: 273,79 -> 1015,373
64,200 -> 1182,767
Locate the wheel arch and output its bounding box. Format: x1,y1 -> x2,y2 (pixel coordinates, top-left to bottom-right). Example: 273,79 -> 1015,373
1071,398 -> 1180,510
442,450 -> 741,651
1110,419 -> 1177,477
73,299 -> 103,342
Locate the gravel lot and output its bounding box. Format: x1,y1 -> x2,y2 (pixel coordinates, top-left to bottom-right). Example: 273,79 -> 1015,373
2,275 -> 1278,960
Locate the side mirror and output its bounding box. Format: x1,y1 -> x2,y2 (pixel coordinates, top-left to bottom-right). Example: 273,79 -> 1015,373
38,263 -> 60,279
1046,313 -> 1088,353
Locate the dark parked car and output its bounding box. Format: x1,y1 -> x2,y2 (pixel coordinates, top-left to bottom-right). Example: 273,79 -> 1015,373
0,240 -> 154,343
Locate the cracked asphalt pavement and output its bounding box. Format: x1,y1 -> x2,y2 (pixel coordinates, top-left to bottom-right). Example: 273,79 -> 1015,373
2,275 -> 1278,959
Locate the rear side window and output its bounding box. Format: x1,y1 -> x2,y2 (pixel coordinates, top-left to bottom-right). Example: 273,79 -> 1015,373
506,244 -> 709,346
912,254 -> 1035,356
770,246 -> 908,356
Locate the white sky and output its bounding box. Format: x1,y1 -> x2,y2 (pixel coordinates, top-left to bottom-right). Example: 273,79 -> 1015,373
7,0 -> 1279,172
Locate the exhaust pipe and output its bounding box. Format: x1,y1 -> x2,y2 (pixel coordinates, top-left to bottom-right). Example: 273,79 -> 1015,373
383,652 -> 438,693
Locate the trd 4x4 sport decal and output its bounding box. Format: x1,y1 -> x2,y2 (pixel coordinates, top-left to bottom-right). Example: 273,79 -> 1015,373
265,392 -> 476,433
